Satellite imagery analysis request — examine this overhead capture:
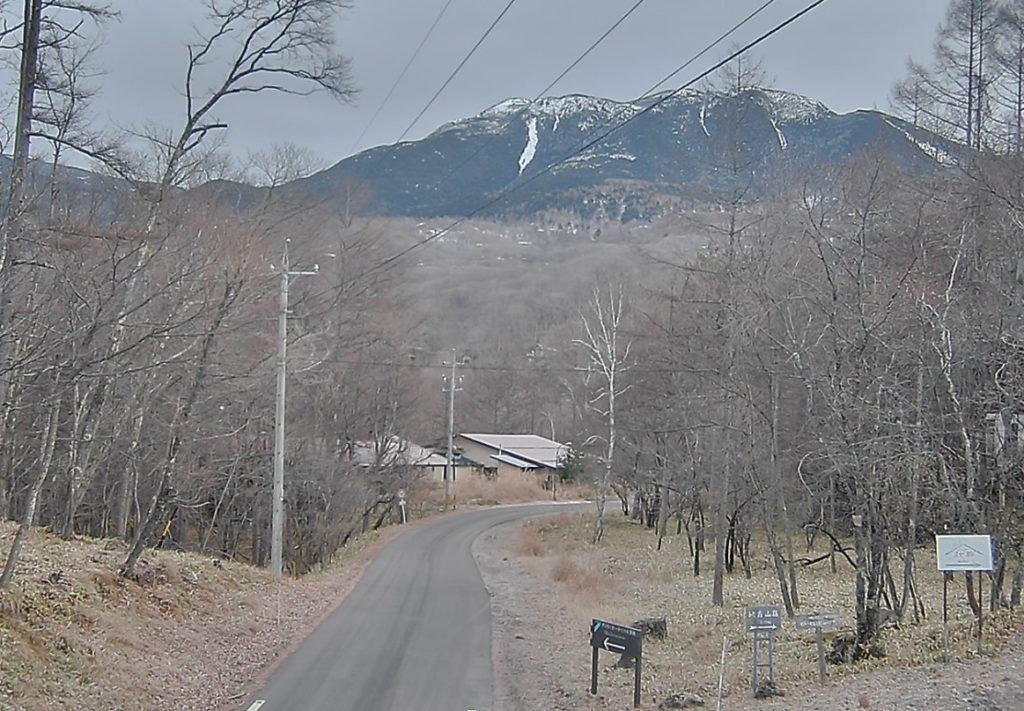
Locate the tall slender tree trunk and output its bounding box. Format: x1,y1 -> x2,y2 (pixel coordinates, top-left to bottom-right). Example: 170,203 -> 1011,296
712,455 -> 731,605
3,0 -> 42,256
116,405 -> 146,539
0,0 -> 43,529
967,0 -> 977,147
770,372 -> 799,608
656,467 -> 670,551
763,501 -> 795,618
853,490 -> 872,645
1011,546 -> 1024,608
0,381 -> 62,587
900,364 -> 924,622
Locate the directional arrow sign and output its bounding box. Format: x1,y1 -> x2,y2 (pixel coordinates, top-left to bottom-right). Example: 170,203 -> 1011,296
795,611 -> 843,632
746,605 -> 783,631
591,619 -> 642,658
590,619 -> 644,707
603,638 -> 626,653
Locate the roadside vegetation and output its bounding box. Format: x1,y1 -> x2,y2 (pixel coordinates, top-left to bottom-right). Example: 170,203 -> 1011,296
0,474 -> 568,710
0,520 -> 395,711
518,512 -> 1024,706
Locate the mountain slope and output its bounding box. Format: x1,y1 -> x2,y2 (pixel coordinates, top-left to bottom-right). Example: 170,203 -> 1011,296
293,88 -> 959,221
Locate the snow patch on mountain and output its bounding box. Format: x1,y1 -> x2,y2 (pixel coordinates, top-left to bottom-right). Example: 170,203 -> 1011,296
762,89 -> 833,123
770,117 -> 787,149
882,117 -> 958,166
562,151 -> 637,167
486,98 -> 534,116
429,89 -> 835,142
519,117 -> 539,175
480,94 -> 640,132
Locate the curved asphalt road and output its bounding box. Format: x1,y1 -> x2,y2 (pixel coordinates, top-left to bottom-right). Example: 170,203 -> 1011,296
243,503 -> 579,711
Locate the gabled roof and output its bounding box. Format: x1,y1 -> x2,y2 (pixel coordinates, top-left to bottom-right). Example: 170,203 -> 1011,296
458,433 -> 567,468
350,437 -> 447,467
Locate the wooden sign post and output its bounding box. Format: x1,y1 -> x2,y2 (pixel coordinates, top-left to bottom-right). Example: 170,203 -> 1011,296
795,611 -> 842,684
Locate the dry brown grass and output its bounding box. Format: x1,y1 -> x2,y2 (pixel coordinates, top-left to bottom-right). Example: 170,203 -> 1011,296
0,523 -> 267,709
516,521 -> 547,557
458,471 -> 550,504
0,520 -> 395,710
517,513 -> 612,613
550,554 -> 606,599
415,471 -> 593,509
514,511 -> 1024,704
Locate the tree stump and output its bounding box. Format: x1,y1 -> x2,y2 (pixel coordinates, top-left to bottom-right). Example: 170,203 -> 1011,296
659,692 -> 705,709
633,616 -> 667,639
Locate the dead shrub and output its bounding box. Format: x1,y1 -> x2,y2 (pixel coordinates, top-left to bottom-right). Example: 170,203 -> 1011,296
458,472 -> 550,504
550,555 -> 603,595
517,523 -> 546,557
0,589 -> 27,621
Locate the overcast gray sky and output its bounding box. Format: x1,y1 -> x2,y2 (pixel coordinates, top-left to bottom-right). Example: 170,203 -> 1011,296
92,0 -> 949,169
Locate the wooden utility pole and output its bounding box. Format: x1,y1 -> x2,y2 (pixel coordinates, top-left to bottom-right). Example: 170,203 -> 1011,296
271,240 -> 318,579
442,351 -> 463,508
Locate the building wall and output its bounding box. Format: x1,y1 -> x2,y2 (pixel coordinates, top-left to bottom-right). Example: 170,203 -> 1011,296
453,436 -> 500,473
494,461 -> 555,481
417,462 -> 485,484
418,464 -> 445,483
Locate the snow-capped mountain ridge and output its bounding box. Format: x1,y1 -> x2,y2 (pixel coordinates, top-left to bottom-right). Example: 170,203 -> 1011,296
294,88 -> 961,221
464,88 -> 833,130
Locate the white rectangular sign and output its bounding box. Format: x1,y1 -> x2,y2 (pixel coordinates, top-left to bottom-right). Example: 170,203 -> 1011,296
936,534 -> 993,571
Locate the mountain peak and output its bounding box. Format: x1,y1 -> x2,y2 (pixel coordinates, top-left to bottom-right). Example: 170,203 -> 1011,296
757,88 -> 833,123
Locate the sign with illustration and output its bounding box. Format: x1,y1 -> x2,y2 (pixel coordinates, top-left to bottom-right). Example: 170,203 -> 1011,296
935,535 -> 993,571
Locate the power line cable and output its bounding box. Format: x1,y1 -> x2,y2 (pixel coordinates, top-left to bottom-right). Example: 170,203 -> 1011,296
636,0 -> 777,99
436,0 -> 653,186
396,0 -> 520,144
369,0 -> 831,276
348,0 -> 456,155
539,0 -> 650,99
313,357 -> 711,377
428,0 -> 775,231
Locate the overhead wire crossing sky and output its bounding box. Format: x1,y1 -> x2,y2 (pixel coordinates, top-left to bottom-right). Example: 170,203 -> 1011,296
396,0 -> 520,143
369,0 -> 829,278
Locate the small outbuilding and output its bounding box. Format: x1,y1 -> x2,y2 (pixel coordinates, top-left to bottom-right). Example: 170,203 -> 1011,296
453,433 -> 569,483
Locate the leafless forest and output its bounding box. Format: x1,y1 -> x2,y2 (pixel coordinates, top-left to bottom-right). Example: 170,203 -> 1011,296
1,0 -> 1024,661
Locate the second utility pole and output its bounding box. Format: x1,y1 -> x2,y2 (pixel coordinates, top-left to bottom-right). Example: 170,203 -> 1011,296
443,350 -> 463,509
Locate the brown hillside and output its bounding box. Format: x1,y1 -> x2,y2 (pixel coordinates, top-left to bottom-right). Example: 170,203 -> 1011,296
0,522 -> 395,711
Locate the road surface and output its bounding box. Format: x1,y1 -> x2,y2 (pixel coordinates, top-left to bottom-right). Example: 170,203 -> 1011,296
243,503 -> 578,711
